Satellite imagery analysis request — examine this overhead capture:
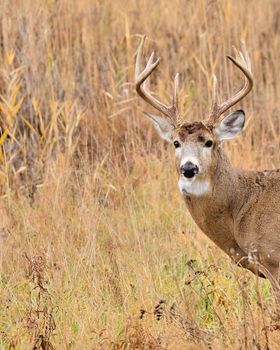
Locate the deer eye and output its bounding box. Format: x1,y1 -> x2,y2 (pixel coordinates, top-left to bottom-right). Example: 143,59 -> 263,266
173,140 -> 181,148
204,140 -> 213,148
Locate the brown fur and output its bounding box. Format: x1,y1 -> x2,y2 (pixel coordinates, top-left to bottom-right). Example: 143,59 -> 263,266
177,123 -> 214,145
175,125 -> 280,282
135,37 -> 278,293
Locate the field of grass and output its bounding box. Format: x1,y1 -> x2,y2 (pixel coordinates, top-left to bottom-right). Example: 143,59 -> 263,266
1,0 -> 280,349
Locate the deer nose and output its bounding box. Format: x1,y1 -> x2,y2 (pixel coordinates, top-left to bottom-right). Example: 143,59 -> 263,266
180,162 -> 199,179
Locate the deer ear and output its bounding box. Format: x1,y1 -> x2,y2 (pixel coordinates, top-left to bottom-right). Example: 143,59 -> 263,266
214,109 -> 245,141
144,112 -> 174,143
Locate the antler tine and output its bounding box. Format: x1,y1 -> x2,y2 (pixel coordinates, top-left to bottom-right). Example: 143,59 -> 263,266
208,43 -> 253,126
135,36 -> 179,124
241,41 -> 251,71
211,74 -> 218,112
173,73 -> 179,114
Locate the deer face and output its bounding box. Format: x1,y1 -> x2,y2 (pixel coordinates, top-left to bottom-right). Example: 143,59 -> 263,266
145,110 -> 245,196
174,122 -> 216,196
135,36 -> 252,196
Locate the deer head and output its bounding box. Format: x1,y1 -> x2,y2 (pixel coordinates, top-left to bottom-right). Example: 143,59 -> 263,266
135,36 -> 253,196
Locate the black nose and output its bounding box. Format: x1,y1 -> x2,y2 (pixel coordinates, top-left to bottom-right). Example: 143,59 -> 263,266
180,162 -> 199,178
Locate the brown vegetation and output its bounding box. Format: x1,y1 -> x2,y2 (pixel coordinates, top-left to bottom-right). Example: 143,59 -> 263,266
1,0 -> 280,348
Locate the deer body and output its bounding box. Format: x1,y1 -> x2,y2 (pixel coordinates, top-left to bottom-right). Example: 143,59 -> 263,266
185,146 -> 280,278
135,36 -> 280,286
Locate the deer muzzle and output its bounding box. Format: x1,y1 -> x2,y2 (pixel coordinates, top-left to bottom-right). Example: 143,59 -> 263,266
180,162 -> 199,179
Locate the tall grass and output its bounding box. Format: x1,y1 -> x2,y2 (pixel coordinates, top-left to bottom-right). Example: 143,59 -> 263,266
1,0 -> 280,348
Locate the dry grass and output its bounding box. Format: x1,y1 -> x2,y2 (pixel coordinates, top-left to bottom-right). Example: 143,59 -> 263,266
1,0 -> 280,348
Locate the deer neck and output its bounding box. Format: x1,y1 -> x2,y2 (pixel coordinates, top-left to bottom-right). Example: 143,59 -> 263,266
184,147 -> 248,252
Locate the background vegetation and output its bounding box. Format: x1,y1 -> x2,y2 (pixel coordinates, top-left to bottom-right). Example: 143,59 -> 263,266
1,0 -> 280,348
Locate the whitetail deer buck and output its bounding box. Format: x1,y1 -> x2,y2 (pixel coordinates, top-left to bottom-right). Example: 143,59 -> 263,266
135,36 -> 280,292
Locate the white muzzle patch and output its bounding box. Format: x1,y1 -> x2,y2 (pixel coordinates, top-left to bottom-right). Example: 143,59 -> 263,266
177,143 -> 211,196
178,176 -> 210,196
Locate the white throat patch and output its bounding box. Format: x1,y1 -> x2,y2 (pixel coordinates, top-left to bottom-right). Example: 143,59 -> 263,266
178,176 -> 210,196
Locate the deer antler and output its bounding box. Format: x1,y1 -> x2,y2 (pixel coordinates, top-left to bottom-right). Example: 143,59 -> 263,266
207,42 -> 253,126
135,36 -> 180,124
